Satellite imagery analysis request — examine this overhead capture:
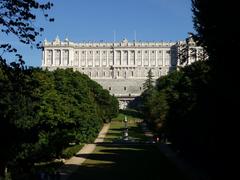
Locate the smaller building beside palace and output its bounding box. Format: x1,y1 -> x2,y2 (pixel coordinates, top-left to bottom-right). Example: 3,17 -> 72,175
41,36 -> 203,108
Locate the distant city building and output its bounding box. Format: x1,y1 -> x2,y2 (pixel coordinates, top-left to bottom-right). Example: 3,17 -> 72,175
42,36 -> 203,109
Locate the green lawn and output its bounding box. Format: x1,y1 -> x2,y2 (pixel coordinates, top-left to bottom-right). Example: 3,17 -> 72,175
104,114 -> 149,142
69,113 -> 188,180
111,112 -> 140,122
69,144 -> 188,180
103,121 -> 124,142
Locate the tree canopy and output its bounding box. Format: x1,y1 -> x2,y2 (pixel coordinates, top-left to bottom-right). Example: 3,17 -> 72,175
143,69 -> 154,90
0,0 -> 54,63
192,0 -> 239,178
137,1 -> 239,179
0,66 -> 118,178
0,1 -> 119,178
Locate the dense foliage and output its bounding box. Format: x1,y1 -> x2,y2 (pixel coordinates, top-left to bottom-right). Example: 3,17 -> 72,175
0,65 -> 118,178
191,0 -> 239,178
139,0 -> 239,179
139,60 -> 215,177
0,0 -> 119,179
0,0 -> 54,62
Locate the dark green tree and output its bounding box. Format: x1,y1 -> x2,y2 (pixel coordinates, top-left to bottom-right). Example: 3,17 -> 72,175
0,1 -> 54,177
139,60 -> 215,177
0,66 -> 119,178
0,64 -> 41,177
0,1 -> 119,179
192,0 -> 239,178
143,69 -> 154,90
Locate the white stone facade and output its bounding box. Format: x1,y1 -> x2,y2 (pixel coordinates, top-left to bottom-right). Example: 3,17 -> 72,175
42,37 -> 201,109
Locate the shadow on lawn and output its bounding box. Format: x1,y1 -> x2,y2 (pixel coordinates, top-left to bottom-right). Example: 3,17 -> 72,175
107,127 -> 125,131
67,144 -> 188,180
106,125 -> 152,143
104,132 -> 122,136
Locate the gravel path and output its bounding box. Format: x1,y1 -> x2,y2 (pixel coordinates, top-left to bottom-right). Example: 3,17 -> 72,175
59,123 -> 110,180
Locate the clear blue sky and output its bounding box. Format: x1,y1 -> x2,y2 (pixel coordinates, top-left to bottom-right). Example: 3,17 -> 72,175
1,0 -> 194,67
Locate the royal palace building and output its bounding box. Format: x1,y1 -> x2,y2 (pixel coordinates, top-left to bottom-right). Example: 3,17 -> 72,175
42,36 -> 202,108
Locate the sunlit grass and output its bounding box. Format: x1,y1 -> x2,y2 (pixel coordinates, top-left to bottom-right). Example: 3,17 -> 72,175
104,113 -> 149,142
111,113 -> 140,123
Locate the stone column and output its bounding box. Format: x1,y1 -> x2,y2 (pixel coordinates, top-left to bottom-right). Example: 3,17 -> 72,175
67,49 -> 70,66
113,50 -> 116,66
177,47 -> 180,66
134,50 -> 136,66
106,50 -> 109,67
127,50 -> 130,66
162,50 -> 165,66
93,51 -> 95,67
100,50 -> 102,67
78,50 -> 81,67
85,50 -> 88,67
141,50 -> 143,67
60,50 -> 63,66
148,50 -> 150,67
67,50 -> 70,66
155,50 -> 158,67
68,50 -> 70,66
42,50 -> 45,66
120,50 -> 123,66
69,49 -> 74,66
52,49 -> 55,66
58,49 -> 62,66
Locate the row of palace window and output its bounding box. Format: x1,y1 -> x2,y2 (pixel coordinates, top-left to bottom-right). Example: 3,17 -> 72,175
47,49 -> 170,55
108,86 -> 142,91
86,70 -> 165,78
46,50 -> 172,66
79,50 -> 170,54
47,49 -> 170,58
47,58 -> 171,66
